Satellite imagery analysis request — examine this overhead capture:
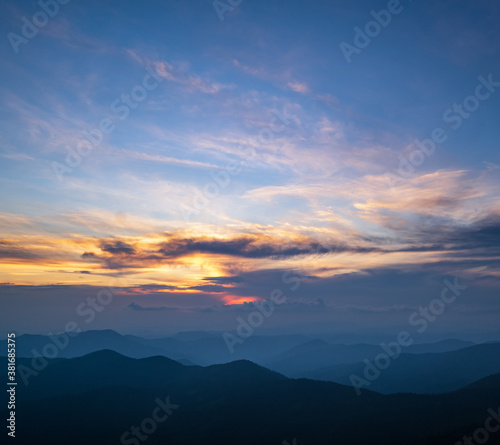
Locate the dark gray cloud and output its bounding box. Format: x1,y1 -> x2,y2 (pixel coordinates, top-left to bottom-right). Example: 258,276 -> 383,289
82,252 -> 98,259
444,218 -> 500,252
188,284 -> 227,293
0,241 -> 39,260
127,302 -> 178,311
155,236 -> 348,259
203,276 -> 244,284
360,215 -> 500,256
134,284 -> 179,291
1,274 -> 499,341
84,216 -> 500,272
81,234 -> 379,270
100,240 -> 136,255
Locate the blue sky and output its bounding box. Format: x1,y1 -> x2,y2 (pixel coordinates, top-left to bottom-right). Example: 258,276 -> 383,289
0,0 -> 499,339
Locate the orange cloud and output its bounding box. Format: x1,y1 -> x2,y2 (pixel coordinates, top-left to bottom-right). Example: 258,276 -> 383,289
221,295 -> 260,305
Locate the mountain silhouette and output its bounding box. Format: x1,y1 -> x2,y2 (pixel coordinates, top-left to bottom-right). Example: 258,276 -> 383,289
303,343 -> 500,393
3,350 -> 500,445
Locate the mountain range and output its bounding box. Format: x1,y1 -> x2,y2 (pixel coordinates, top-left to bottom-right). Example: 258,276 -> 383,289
2,349 -> 500,445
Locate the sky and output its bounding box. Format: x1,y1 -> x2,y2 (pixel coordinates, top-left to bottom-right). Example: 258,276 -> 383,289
0,0 -> 499,340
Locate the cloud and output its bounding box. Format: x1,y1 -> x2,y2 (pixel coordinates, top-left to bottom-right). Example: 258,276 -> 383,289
127,301 -> 223,313
157,235 -> 378,259
127,49 -> 233,95
82,252 -> 98,259
116,284 -> 182,295
203,276 -> 243,284
119,150 -> 219,169
0,241 -> 39,260
127,302 -> 179,311
134,284 -> 179,291
232,59 -> 274,80
419,216 -> 500,254
84,234 -> 378,270
287,81 -> 310,94
188,284 -> 227,293
100,240 -> 136,255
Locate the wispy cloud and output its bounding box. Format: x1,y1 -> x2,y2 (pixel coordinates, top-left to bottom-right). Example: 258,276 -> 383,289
287,81 -> 310,94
